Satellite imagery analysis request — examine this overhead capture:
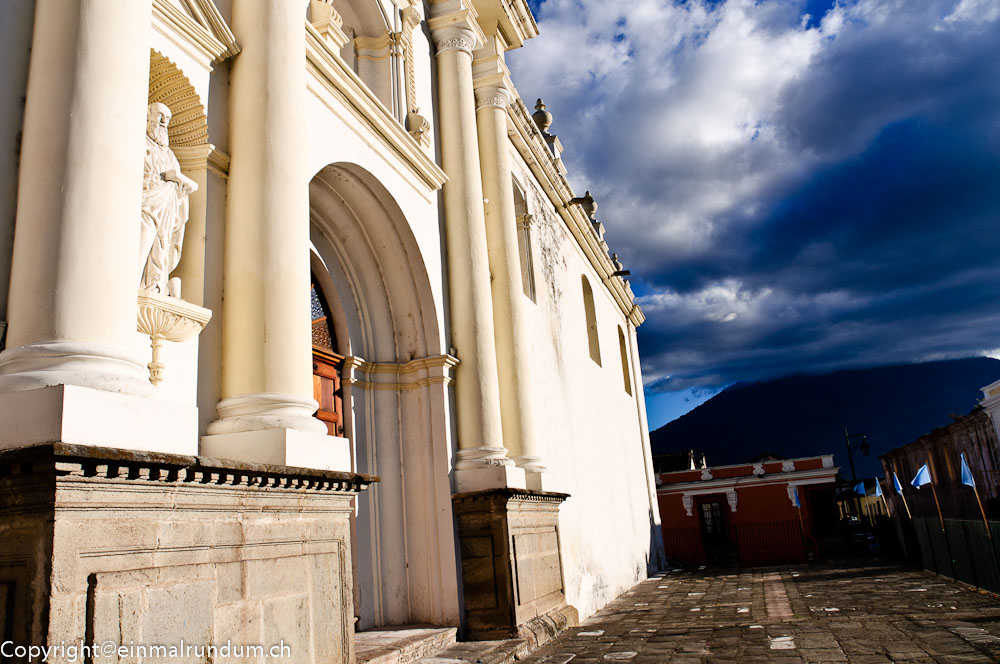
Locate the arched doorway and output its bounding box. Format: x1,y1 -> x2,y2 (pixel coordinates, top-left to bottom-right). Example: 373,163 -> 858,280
309,163 -> 459,630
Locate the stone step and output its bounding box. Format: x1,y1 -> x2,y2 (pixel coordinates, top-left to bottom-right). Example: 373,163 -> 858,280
410,638 -> 528,664
356,626 -> 458,664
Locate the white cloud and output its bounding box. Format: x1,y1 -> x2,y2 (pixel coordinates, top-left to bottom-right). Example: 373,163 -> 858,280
511,0 -> 1000,391
944,0 -> 1000,24
510,0 -> 830,266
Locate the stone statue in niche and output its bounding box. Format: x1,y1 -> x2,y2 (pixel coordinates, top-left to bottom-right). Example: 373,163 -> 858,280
139,102 -> 197,296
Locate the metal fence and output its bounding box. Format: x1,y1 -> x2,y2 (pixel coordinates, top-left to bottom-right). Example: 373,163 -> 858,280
900,517 -> 1000,594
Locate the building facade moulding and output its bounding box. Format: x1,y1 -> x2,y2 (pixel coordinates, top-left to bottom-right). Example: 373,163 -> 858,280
151,0 -> 239,71
305,24 -> 447,192
341,354 -> 459,391
471,0 -> 539,50
505,96 -> 643,326
0,442 -> 378,494
660,467 -> 841,495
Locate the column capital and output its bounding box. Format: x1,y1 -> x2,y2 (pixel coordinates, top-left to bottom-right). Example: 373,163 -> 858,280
431,24 -> 479,56
474,85 -> 511,110
428,0 -> 484,54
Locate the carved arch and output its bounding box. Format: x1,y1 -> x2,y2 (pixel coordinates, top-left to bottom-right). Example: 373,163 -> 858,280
148,50 -> 208,148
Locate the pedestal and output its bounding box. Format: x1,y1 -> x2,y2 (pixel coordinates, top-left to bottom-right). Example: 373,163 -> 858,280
0,443 -> 376,664
451,489 -> 577,647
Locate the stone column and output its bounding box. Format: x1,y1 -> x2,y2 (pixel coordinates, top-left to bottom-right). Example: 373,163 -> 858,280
475,83 -> 547,488
203,0 -> 340,469
0,0 -> 153,396
428,8 -> 522,491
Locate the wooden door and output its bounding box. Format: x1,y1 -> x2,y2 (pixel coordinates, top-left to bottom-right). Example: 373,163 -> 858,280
313,347 -> 345,437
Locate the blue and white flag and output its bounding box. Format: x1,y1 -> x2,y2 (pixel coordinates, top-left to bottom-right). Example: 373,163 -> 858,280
854,481 -> 866,495
960,453 -> 976,488
893,472 -> 904,494
875,479 -> 883,498
792,487 -> 800,508
911,463 -> 932,488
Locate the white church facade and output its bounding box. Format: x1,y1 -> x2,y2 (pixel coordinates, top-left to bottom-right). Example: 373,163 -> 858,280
0,0 -> 664,660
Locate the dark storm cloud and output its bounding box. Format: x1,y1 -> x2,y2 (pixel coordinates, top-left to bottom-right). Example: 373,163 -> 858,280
509,0 -> 1000,394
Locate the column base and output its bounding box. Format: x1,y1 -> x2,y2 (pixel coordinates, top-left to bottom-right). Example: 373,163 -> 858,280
206,392 -> 328,435
454,463 -> 526,492
0,340 -> 154,397
0,384 -> 198,455
515,455 -> 550,491
451,488 -> 576,644
201,428 -> 352,471
525,471 -> 551,492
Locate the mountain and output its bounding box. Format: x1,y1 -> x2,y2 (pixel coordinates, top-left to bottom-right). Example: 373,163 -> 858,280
649,357 -> 1000,479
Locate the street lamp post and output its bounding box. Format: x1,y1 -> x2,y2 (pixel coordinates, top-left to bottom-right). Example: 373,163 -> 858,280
844,427 -> 871,522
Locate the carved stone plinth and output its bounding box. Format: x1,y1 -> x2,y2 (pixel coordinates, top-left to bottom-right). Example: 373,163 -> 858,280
451,489 -> 577,646
136,291 -> 212,384
0,443 -> 376,664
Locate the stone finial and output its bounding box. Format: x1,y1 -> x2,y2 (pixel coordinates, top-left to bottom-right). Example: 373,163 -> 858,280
611,253 -> 624,272
532,98 -> 553,133
405,107 -> 430,140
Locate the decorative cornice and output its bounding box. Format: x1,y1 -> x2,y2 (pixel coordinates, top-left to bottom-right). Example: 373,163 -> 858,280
151,0 -> 239,68
660,467 -> 840,495
506,95 -> 645,326
207,147 -> 230,178
0,443 -> 378,493
452,487 -> 570,505
355,32 -> 393,61
475,85 -> 511,110
342,354 -> 459,391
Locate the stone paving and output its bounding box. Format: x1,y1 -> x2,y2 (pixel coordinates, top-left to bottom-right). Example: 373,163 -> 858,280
517,561 -> 1000,663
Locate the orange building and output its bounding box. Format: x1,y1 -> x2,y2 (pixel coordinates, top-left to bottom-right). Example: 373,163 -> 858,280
657,455 -> 840,566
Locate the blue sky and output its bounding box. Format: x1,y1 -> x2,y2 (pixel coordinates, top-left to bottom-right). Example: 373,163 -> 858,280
509,0 -> 1000,429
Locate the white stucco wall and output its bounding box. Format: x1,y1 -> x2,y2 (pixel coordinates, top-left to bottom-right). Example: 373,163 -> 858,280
511,146 -> 660,619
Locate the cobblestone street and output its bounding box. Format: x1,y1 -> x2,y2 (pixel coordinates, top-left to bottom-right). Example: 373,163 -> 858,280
519,562 -> 1000,663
